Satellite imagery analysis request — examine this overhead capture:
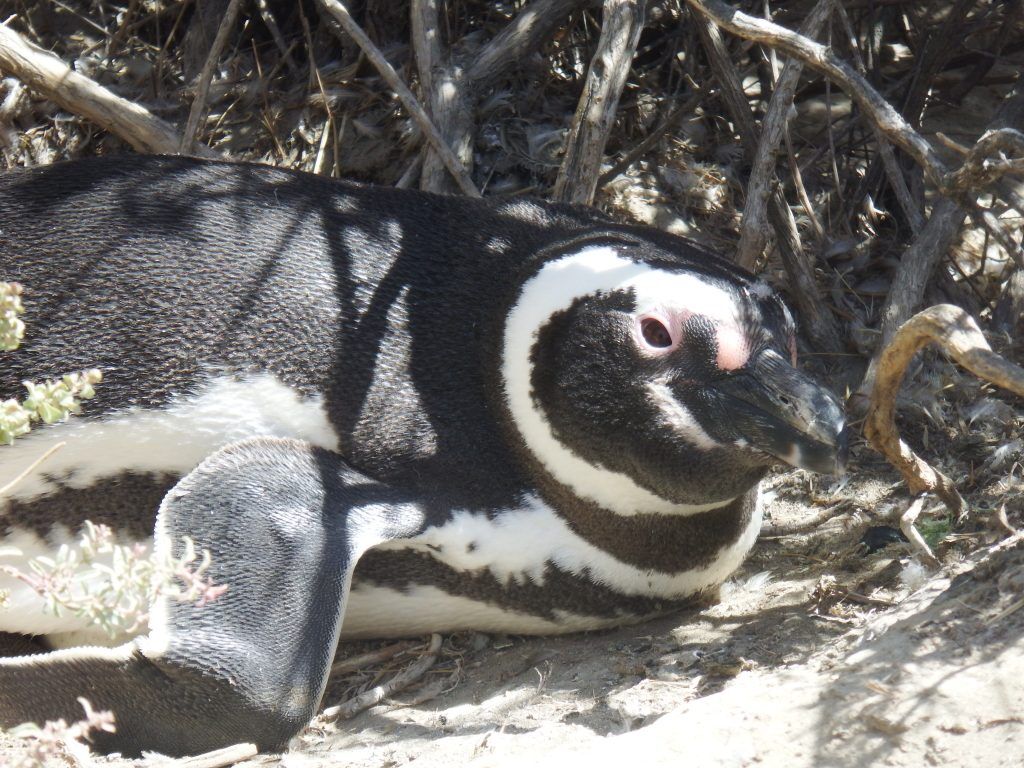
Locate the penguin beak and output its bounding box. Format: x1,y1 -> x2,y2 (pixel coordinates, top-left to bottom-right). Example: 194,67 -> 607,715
714,350 -> 848,475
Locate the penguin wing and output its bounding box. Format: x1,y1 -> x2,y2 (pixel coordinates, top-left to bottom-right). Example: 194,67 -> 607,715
0,437 -> 429,757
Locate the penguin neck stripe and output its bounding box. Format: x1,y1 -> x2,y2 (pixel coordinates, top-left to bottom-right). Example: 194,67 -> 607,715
501,246 -> 735,517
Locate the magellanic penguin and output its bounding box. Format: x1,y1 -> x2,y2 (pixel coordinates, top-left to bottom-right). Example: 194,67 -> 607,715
0,155 -> 847,756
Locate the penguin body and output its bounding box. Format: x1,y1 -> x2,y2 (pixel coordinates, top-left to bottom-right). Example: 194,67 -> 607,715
0,155 -> 845,755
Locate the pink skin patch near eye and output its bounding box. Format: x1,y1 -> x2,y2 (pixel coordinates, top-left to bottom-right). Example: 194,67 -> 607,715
714,325 -> 751,371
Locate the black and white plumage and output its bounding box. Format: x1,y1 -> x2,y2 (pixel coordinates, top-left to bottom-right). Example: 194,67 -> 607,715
0,155 -> 846,755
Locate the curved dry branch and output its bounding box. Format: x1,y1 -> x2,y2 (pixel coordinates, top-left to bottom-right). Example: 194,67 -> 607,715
864,305 -> 1024,520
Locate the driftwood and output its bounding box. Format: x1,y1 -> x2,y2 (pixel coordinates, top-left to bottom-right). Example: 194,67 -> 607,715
552,0 -> 647,205
0,22 -> 209,156
864,305 -> 1024,520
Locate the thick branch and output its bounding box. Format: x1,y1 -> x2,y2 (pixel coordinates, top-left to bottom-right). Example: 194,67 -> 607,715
316,0 -> 480,197
0,22 -> 208,156
553,0 -> 646,205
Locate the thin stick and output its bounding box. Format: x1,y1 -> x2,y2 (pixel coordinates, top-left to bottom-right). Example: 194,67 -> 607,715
321,634 -> 443,720
330,640 -> 417,676
598,85 -> 709,187
180,0 -> 244,153
900,497 -> 940,568
736,0 -> 831,269
316,0 -> 480,197
254,0 -> 299,73
151,742 -> 257,768
0,442 -> 65,500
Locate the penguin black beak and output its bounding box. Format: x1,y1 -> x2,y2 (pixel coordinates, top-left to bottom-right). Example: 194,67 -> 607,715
714,350 -> 848,475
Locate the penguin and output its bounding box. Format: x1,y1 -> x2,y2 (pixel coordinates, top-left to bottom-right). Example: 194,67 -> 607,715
0,155 -> 847,756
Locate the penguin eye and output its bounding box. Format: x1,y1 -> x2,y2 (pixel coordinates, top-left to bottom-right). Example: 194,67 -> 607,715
640,317 -> 673,348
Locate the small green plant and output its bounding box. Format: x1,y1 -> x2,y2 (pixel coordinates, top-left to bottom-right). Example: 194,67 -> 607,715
0,281 -> 103,445
1,280 -> 26,351
0,521 -> 227,638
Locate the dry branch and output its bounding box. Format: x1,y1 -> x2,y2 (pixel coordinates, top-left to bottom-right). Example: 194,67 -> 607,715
553,0 -> 647,205
153,742 -> 258,768
864,305 -> 1024,520
735,0 -> 831,269
412,0 -> 473,194
684,0 -> 950,184
416,0 -> 585,194
0,22 -> 210,156
316,0 -> 480,197
697,16 -> 842,353
468,0 -> 585,88
180,0 -> 244,152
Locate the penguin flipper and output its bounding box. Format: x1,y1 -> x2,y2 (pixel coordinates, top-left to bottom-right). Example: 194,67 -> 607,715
0,437 -> 428,757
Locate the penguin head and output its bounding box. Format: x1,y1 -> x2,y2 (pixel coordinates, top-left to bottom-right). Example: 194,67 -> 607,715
502,240 -> 847,515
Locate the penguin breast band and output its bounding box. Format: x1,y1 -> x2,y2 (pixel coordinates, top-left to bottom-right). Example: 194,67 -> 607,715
0,155 -> 847,757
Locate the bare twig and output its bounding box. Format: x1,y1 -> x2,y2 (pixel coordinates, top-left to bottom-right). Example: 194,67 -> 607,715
864,304 -> 1024,520
415,0 -> 585,193
0,22 -> 210,156
468,0 -> 586,88
553,0 -> 647,205
321,634 -> 443,721
316,0 -> 480,197
598,84 -> 709,187
254,0 -> 299,74
0,442 -> 65,499
330,641 -> 417,676
180,0 -> 244,152
900,497 -> 941,568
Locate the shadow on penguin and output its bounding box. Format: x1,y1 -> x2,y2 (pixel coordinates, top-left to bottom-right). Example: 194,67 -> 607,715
0,155 -> 847,756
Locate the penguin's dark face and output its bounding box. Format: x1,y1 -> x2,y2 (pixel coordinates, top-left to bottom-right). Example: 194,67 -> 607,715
503,244 -> 847,513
